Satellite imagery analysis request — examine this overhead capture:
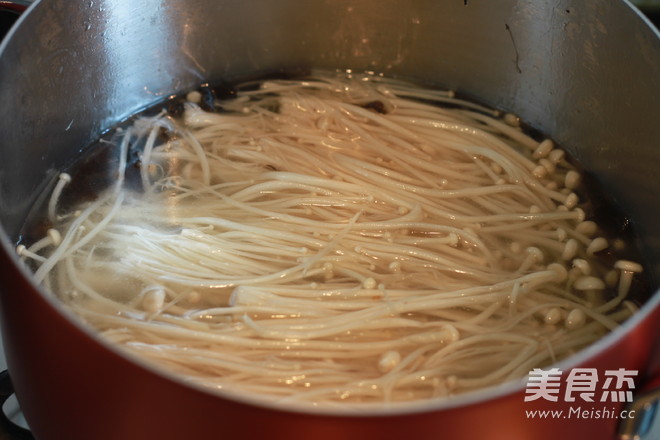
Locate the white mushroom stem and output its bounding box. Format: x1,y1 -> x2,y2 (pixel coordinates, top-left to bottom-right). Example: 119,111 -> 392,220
614,260 -> 643,297
589,261 -> 643,314
16,228 -> 63,258
573,275 -> 606,309
621,300 -> 639,315
15,244 -> 46,263
48,172 -> 72,222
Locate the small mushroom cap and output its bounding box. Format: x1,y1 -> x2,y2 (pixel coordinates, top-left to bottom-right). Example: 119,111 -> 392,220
47,229 -> 62,246
614,260 -> 643,273
576,220 -> 597,236
547,263 -> 567,282
587,237 -> 608,255
565,309 -> 586,330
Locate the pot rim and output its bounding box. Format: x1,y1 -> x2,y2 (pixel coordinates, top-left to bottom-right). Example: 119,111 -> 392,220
0,0 -> 658,420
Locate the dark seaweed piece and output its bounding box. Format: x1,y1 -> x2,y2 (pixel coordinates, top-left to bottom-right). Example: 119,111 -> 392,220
361,100 -> 388,114
166,98 -> 185,118
197,84 -> 217,112
273,67 -> 313,81
212,81 -> 238,101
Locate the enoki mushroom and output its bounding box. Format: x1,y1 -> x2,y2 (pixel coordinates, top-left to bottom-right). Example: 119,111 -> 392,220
18,71 -> 644,407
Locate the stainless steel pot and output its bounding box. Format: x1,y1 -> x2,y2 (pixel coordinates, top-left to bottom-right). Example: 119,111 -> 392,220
0,1 -> 658,439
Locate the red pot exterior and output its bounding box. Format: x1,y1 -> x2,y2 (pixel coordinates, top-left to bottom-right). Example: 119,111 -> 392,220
1,251 -> 657,440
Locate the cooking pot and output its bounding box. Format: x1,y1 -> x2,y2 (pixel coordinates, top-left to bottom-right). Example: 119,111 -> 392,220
0,1 -> 658,439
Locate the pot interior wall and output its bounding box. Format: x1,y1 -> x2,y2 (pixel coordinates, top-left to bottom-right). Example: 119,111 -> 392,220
0,0 -> 658,284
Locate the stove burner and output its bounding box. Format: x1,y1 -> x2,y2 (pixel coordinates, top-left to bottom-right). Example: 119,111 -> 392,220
0,371 -> 33,440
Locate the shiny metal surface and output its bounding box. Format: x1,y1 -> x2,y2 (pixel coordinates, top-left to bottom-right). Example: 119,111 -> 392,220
0,1 -> 658,439
1,0 -> 659,269
618,387 -> 660,439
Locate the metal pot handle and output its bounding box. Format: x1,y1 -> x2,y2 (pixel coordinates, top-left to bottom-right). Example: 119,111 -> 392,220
0,371 -> 33,440
0,1 -> 29,42
0,0 -> 29,13
618,376 -> 660,440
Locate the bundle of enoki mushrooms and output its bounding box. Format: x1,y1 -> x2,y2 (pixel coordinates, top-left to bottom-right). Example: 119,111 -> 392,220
18,71 -> 643,407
